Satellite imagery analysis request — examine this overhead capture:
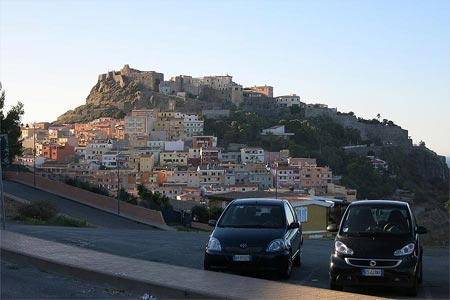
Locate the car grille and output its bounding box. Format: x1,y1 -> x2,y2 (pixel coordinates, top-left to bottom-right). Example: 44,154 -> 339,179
224,246 -> 264,254
345,258 -> 402,268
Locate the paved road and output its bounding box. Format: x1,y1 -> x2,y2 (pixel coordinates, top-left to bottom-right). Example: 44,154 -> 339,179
3,180 -> 156,230
1,259 -> 155,299
7,225 -> 449,299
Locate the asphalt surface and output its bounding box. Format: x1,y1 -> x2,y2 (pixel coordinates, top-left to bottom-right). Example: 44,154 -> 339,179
3,180 -> 157,230
3,180 -> 449,299
1,259 -> 156,299
6,224 -> 449,299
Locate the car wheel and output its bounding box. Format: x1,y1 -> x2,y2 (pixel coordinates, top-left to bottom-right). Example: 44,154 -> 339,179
293,246 -> 302,267
280,254 -> 293,279
418,260 -> 423,284
406,273 -> 419,297
203,261 -> 212,271
329,279 -> 343,291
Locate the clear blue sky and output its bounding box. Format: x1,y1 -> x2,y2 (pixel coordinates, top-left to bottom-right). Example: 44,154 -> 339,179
1,0 -> 449,156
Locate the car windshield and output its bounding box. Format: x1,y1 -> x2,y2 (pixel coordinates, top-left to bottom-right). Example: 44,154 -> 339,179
340,205 -> 411,236
218,204 -> 284,229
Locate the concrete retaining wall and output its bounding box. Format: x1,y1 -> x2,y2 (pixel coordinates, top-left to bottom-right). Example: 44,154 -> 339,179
4,172 -> 170,230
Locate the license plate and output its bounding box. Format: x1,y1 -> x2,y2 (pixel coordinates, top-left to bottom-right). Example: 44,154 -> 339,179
362,269 -> 384,277
233,255 -> 252,262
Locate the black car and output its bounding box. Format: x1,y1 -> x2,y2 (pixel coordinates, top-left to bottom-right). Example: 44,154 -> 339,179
327,200 -> 427,296
204,198 -> 303,278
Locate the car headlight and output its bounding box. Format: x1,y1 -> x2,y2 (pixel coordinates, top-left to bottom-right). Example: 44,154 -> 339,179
394,243 -> 415,256
335,241 -> 354,255
207,237 -> 222,252
267,239 -> 286,252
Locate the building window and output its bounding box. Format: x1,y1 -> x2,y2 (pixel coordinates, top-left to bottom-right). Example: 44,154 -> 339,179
296,207 -> 308,223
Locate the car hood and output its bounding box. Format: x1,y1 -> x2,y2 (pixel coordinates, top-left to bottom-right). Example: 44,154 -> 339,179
337,235 -> 414,258
212,227 -> 285,248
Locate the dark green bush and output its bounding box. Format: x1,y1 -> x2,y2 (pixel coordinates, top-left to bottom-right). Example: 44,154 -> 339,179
192,205 -> 224,223
192,205 -> 209,223
18,200 -> 59,221
209,207 -> 224,221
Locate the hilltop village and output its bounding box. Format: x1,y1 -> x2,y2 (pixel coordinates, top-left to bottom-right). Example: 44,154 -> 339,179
18,65 -> 415,210
20,110 -> 361,205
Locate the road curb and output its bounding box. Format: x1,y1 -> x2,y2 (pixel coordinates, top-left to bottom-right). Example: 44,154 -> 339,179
1,230 -> 392,300
1,246 -> 226,299
4,192 -> 30,204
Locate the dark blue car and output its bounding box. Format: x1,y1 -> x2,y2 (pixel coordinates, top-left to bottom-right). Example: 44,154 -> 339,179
203,198 -> 303,278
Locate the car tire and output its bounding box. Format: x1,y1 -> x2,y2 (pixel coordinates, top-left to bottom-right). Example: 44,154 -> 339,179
329,279 -> 343,291
203,262 -> 212,271
406,273 -> 419,297
280,254 -> 293,279
418,260 -> 423,284
293,246 -> 302,267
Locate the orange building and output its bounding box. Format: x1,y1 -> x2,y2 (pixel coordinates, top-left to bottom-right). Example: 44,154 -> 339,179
249,85 -> 273,98
41,143 -> 75,162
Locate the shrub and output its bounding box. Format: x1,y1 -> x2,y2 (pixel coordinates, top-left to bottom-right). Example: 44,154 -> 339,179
210,207 -> 224,220
192,205 -> 224,223
191,205 -> 210,223
18,200 -> 59,221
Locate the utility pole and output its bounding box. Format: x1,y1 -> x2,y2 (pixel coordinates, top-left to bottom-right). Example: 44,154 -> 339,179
0,157 -> 6,230
116,139 -> 120,215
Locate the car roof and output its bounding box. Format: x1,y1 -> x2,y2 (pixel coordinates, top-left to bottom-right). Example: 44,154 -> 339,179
350,200 -> 409,207
231,198 -> 286,206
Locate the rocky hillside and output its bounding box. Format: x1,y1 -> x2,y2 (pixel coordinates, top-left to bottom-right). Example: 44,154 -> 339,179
54,65 -> 233,124
55,65 -> 176,124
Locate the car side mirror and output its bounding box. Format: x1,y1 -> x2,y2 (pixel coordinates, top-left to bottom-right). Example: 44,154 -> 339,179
208,220 -> 217,227
288,222 -> 300,229
416,225 -> 427,234
327,224 -> 338,232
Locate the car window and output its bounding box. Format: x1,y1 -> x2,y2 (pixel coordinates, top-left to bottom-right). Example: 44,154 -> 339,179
284,203 -> 295,225
341,206 -> 411,236
218,204 -> 284,228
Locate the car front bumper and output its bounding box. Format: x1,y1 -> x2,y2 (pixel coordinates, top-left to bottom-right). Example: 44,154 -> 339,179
329,253 -> 419,288
204,249 -> 290,273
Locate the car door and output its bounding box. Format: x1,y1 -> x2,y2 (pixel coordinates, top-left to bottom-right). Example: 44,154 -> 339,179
284,202 -> 301,255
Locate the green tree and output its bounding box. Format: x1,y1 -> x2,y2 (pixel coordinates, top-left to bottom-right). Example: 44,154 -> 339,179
341,157 -> 395,199
0,83 -> 25,163
191,205 -> 210,223
137,184 -> 172,211
119,188 -> 138,205
191,205 -> 224,223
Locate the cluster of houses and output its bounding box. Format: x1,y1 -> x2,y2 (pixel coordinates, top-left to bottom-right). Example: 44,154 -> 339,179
15,67 -> 394,233
19,109 -> 359,205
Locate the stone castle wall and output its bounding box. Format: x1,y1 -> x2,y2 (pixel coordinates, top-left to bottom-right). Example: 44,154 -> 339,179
305,106 -> 411,147
97,64 -> 164,92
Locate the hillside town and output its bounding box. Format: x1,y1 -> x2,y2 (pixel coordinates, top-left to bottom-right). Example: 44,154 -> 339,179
20,109 -> 365,208
14,67 -> 409,212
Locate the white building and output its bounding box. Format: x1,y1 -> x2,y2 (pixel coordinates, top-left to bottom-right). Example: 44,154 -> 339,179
84,141 -> 113,163
184,114 -> 204,137
240,147 -> 265,164
165,140 -> 185,151
261,125 -> 294,139
275,94 -> 302,107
